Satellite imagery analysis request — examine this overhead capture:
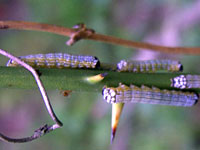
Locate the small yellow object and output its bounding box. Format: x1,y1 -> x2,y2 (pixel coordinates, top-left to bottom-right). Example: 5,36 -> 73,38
85,73 -> 107,84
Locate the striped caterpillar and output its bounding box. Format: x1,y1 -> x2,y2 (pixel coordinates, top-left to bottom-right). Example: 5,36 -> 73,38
171,75 -> 200,89
102,84 -> 198,107
6,53 -> 100,69
117,60 -> 183,72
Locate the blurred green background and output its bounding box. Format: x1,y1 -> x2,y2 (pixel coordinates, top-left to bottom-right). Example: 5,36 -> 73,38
1,0 -> 200,150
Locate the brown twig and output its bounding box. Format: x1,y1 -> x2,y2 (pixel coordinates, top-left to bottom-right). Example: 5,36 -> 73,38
0,49 -> 62,143
0,20 -> 200,54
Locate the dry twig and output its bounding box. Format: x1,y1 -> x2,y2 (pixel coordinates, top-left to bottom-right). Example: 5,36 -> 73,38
0,21 -> 200,54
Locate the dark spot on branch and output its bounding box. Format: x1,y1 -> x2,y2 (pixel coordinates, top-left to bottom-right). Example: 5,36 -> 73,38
60,90 -> 72,97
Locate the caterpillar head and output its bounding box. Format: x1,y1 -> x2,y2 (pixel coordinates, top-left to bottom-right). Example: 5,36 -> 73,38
94,56 -> 100,69
102,86 -> 116,103
171,75 -> 187,89
116,60 -> 128,72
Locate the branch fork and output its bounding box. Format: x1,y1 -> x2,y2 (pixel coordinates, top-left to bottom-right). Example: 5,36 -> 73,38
66,23 -> 95,45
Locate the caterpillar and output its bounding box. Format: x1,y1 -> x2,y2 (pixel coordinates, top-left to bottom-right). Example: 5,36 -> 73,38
116,60 -> 183,72
171,75 -> 200,89
6,53 -> 100,69
102,84 -> 198,107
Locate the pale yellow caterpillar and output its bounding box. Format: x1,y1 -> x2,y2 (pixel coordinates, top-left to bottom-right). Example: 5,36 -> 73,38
7,53 -> 100,69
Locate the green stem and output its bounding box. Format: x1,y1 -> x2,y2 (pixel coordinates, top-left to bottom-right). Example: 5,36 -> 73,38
1,67 -> 199,93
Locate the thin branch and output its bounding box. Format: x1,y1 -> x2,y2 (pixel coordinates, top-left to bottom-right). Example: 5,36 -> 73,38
0,49 -> 62,126
0,21 -> 200,54
0,124 -> 59,143
89,34 -> 200,54
0,21 -> 74,36
0,49 -> 62,143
